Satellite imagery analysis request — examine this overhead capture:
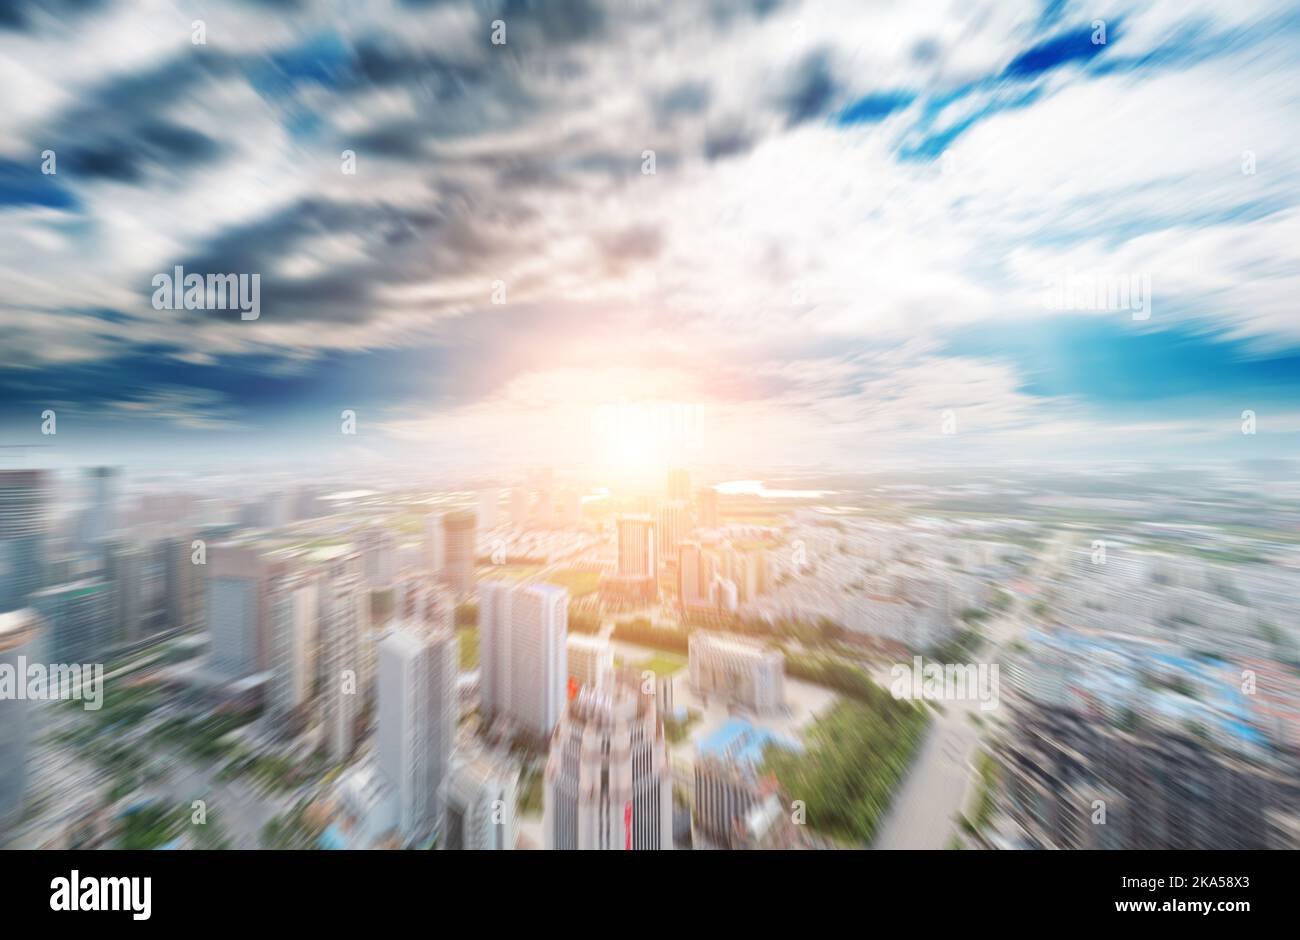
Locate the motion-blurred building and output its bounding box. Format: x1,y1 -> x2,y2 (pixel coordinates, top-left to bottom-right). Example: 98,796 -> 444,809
441,750 -> 518,850
439,510 -> 476,596
688,631 -> 785,716
479,580 -> 568,740
543,678 -> 673,850
377,621 -> 458,844
0,609 -> 41,828
0,470 -> 49,614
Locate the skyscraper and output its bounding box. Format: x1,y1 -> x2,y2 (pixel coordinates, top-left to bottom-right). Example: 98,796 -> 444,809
617,514 -> 655,578
656,500 -> 690,562
567,633 -> 614,691
0,608 -> 41,827
0,470 -> 49,614
440,510 -> 477,596
359,525 -> 397,589
319,560 -> 365,763
79,466 -> 120,546
207,544 -> 279,680
424,513 -> 444,577
695,485 -> 719,529
377,621 -> 458,843
442,751 -> 518,850
267,572 -> 316,724
31,579 -> 113,664
678,541 -> 716,611
479,580 -> 568,740
543,678 -> 674,850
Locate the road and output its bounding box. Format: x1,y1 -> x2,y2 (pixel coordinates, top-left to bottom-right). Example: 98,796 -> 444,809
871,535 -> 1064,849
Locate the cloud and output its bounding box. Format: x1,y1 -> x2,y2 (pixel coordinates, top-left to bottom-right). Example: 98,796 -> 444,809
1,0 -> 1299,466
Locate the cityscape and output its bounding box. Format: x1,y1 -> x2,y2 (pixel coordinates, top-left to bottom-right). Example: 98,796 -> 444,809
0,0 -> 1298,866
1,461 -> 1297,850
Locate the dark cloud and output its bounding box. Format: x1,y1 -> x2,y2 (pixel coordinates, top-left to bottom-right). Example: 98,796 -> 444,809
0,0 -> 110,32
704,120 -> 753,161
778,49 -> 840,126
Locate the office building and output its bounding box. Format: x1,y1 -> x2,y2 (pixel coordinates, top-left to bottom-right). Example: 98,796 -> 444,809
31,579 -> 113,664
693,719 -> 789,849
479,580 -> 568,740
359,525 -> 398,589
688,631 -> 785,715
0,470 -> 49,614
695,486 -> 719,529
543,678 -> 674,850
442,751 -> 518,850
377,621 -> 458,843
0,609 -> 41,827
566,633 -> 614,691
678,541 -> 717,611
267,573 -> 316,723
207,544 -> 280,680
320,566 -> 365,762
424,513 -> 444,578
656,500 -> 690,565
78,467 -> 120,546
601,515 -> 657,604
997,704 -> 1299,849
440,510 -> 476,596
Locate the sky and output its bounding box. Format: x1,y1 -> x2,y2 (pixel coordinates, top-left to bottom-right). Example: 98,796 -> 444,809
1,0 -> 1298,474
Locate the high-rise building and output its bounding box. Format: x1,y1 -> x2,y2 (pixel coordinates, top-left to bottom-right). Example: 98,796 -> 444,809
206,544 -> 279,680
162,533 -> 205,635
617,514 -> 655,578
424,513 -> 445,577
377,621 -> 458,843
440,510 -> 477,596
359,525 -> 398,589
394,576 -> 454,632
656,500 -> 690,563
0,609 -> 41,827
543,678 -> 674,850
479,580 -> 568,740
442,751 -> 518,850
79,467 -> 120,546
688,632 -> 785,715
693,719 -> 788,849
102,539 -> 142,647
667,468 -> 691,502
31,579 -> 113,664
267,573 -> 316,724
600,515 -> 658,604
678,541 -> 716,611
695,486 -> 719,529
318,554 -> 365,763
567,633 -> 614,691
0,470 -> 49,614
